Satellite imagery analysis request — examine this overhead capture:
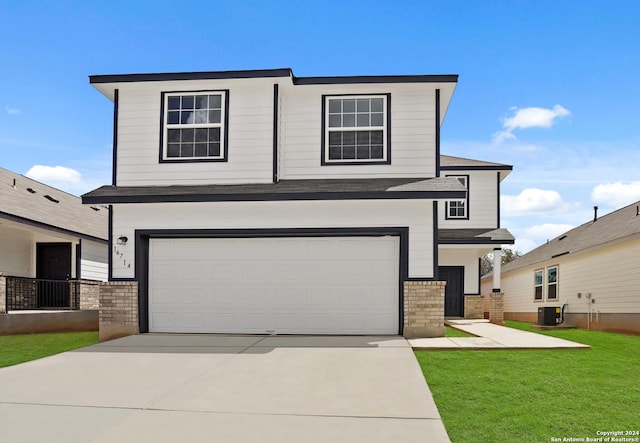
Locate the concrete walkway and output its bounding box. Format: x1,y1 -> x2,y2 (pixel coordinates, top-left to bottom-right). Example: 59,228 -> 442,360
410,319 -> 591,350
0,334 -> 450,443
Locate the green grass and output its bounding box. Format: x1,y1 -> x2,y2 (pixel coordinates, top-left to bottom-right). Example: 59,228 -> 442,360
415,321 -> 640,443
0,331 -> 99,368
445,325 -> 475,337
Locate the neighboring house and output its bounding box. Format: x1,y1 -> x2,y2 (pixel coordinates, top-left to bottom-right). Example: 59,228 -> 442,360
82,68 -> 513,337
481,202 -> 640,334
0,167 -> 108,311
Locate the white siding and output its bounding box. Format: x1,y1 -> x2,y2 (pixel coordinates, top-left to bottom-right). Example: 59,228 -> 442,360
80,239 -> 108,282
501,237 -> 640,315
439,170 -> 499,229
279,83 -> 443,179
111,199 -> 434,280
115,78 -> 281,186
0,225 -> 33,277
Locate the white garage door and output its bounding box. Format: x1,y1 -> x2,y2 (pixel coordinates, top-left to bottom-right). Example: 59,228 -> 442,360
149,236 -> 399,334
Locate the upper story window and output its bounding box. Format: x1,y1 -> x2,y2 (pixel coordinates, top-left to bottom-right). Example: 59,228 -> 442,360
446,175 -> 469,219
321,94 -> 391,165
160,90 -> 229,162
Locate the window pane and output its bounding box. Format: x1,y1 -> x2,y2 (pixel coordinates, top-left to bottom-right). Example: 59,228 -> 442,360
167,144 -> 180,157
371,98 -> 383,112
356,132 -> 369,145
371,145 -> 383,159
167,129 -> 180,143
357,114 -> 369,127
328,115 -> 341,127
343,99 -> 356,112
180,144 -> 194,157
343,146 -> 356,159
328,146 -> 341,159
167,111 -> 180,125
548,267 -> 557,283
209,110 -> 221,123
168,97 -> 180,110
194,143 -> 208,157
209,95 -> 221,108
370,113 -> 384,126
195,128 -> 208,142
209,128 -> 220,142
343,114 -> 355,127
181,96 -> 194,109
194,110 -> 208,124
370,131 -> 383,144
181,111 -> 193,124
195,95 -> 208,109
342,131 -> 355,145
328,132 -> 342,145
182,128 -> 195,142
548,285 -> 557,299
534,270 -> 543,285
328,99 -> 341,113
535,286 -> 543,300
356,146 -> 370,159
209,142 -> 221,157
357,99 -> 369,112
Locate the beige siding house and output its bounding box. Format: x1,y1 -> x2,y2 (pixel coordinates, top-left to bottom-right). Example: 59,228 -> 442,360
482,202 -> 640,334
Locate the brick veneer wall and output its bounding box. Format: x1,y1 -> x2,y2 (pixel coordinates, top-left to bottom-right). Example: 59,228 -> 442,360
99,281 -> 138,342
464,295 -> 483,319
489,292 -> 504,325
403,281 -> 446,337
78,281 -> 100,311
0,273 -> 6,314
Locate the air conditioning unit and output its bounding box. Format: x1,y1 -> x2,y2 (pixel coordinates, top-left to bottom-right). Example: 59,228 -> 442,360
538,306 -> 560,326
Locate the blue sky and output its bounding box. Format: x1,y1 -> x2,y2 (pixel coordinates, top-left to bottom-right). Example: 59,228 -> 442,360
2,0 -> 639,252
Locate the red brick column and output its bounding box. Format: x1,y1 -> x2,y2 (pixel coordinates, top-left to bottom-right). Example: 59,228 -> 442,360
489,292 -> 505,325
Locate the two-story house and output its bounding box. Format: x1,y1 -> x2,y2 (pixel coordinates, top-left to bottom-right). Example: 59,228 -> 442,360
82,68 -> 513,339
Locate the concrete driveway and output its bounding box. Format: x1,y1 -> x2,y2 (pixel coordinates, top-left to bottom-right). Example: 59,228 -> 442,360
0,334 -> 450,443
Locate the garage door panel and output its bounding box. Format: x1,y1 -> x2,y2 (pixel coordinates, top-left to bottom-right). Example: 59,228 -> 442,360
149,236 -> 399,334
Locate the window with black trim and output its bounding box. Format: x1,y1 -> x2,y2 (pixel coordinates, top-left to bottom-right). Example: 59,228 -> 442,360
161,90 -> 228,162
446,175 -> 468,219
547,266 -> 558,300
322,94 -> 390,164
534,269 -> 544,301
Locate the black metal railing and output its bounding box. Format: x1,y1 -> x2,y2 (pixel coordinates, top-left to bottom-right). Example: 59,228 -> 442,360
6,277 -> 80,311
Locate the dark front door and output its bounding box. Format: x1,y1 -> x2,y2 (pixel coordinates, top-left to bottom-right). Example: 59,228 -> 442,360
36,243 -> 72,308
439,266 -> 465,317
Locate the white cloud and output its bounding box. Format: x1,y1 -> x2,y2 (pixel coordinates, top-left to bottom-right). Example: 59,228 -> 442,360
502,188 -> 574,216
592,181 -> 640,208
492,104 -> 570,144
25,165 -> 84,190
5,106 -> 21,115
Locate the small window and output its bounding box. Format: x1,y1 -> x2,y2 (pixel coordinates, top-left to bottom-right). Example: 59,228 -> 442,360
534,269 -> 544,301
160,90 -> 228,162
446,175 -> 469,219
547,266 -> 558,300
322,94 -> 390,164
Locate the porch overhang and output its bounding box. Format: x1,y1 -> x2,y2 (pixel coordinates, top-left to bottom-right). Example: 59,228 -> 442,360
82,177 -> 467,204
438,228 -> 515,245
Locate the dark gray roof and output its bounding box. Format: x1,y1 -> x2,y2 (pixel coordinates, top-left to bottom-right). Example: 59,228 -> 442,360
0,167 -> 108,241
82,177 -> 467,204
89,68 -> 458,85
439,228 -> 515,245
503,201 -> 640,273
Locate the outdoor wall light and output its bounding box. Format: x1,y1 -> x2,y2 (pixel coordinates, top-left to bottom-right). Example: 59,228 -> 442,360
117,235 -> 128,245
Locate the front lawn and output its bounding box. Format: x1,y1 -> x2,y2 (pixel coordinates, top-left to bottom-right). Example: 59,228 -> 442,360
415,321 -> 640,443
0,331 -> 99,368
